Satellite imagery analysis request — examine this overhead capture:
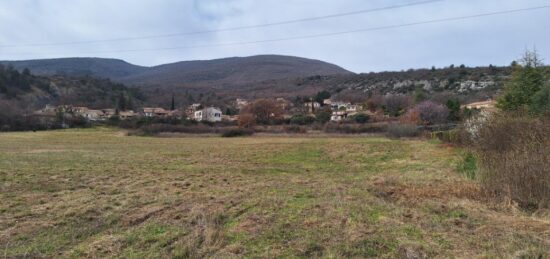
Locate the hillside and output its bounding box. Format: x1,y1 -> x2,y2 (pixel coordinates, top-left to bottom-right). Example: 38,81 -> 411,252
216,65 -> 516,103
1,58 -> 147,79
0,64 -> 144,113
1,55 -> 353,89
2,55 -> 529,107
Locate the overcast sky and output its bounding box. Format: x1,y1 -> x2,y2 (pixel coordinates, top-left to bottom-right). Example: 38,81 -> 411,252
0,0 -> 549,72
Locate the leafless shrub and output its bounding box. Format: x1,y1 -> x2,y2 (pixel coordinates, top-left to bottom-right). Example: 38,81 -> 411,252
475,112 -> 550,209
383,94 -> 412,117
409,101 -> 450,125
386,123 -> 420,138
283,125 -> 308,133
323,123 -> 387,134
241,99 -> 283,124
130,124 -> 240,136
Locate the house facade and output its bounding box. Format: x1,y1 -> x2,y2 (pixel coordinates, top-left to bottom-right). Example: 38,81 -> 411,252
194,107 -> 222,122
141,108 -> 169,117
82,110 -> 105,121
304,102 -> 321,113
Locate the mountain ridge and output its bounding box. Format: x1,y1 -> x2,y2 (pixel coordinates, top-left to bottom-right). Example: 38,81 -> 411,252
1,55 -> 353,89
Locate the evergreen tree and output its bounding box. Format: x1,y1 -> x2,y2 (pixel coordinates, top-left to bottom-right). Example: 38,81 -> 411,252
314,90 -> 331,105
171,93 -> 175,111
413,87 -> 426,103
117,93 -> 127,111
445,99 -> 461,121
497,49 -> 545,112
529,83 -> 550,115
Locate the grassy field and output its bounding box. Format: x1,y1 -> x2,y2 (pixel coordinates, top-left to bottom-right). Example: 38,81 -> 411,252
0,128 -> 548,258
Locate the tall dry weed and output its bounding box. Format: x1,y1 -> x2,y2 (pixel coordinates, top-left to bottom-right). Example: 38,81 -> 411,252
475,112 -> 550,209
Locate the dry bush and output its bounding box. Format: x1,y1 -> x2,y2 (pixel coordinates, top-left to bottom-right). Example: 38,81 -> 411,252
409,101 -> 450,125
431,127 -> 471,146
386,123 -> 420,138
383,94 -> 412,117
221,128 -> 254,137
241,99 -> 283,124
400,110 -> 421,124
366,94 -> 384,112
475,112 -> 550,209
238,113 -> 255,128
323,123 -> 387,134
283,125 -> 308,133
131,124 -> 231,136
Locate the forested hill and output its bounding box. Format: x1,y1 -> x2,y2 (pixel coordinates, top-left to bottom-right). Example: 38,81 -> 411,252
1,55 -> 353,89
0,64 -> 144,112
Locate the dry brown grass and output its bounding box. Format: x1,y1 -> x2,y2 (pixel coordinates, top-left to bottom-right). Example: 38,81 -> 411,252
475,113 -> 550,209
0,128 -> 548,258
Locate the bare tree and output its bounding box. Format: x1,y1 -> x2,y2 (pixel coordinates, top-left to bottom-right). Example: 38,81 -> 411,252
242,99 -> 283,124
410,101 -> 449,125
383,94 -> 411,117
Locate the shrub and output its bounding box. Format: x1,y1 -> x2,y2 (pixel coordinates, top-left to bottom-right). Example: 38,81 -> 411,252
221,128 -> 254,137
456,151 -> 477,180
410,101 -> 449,125
323,123 -> 387,134
400,110 -> 421,124
241,99 -> 283,124
132,123 -> 222,136
383,94 -> 411,117
386,123 -> 420,138
474,112 -> 550,209
352,114 -> 370,124
290,114 -> 315,125
315,111 -> 331,124
284,125 -> 308,133
238,113 -> 255,128
366,95 -> 384,112
431,129 -> 463,144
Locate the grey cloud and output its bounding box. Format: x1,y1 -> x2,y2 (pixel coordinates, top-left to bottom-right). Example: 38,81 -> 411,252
0,0 -> 548,72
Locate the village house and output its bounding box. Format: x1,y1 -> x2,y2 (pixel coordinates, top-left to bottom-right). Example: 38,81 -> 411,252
194,107 -> 222,122
235,99 -> 249,110
347,104 -> 359,112
81,109 -> 105,121
102,109 -> 117,119
185,103 -> 202,118
71,107 -> 89,114
33,105 -> 58,116
331,111 -> 348,121
119,110 -> 137,120
141,107 -> 169,117
331,102 -> 351,111
304,101 -> 321,113
167,109 -> 184,118
462,99 -> 496,110
276,98 -> 292,110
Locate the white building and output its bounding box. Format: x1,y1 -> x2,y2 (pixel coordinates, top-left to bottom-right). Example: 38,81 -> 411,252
331,111 -> 348,121
194,107 -> 222,122
236,99 -> 249,110
331,102 -> 351,111
82,110 -> 105,121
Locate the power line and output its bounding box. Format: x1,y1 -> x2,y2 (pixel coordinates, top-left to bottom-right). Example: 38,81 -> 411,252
0,0 -> 443,48
5,4 -> 550,56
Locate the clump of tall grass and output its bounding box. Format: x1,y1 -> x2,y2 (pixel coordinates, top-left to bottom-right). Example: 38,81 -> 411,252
386,123 -> 420,138
456,151 -> 477,180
